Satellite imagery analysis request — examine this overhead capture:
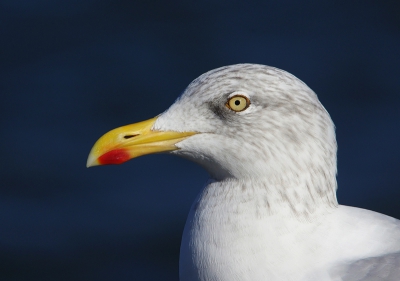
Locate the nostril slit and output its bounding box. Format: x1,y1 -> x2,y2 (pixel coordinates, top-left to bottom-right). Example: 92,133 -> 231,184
124,134 -> 139,139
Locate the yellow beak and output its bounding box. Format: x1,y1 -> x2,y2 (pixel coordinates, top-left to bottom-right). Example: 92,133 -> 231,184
86,116 -> 197,167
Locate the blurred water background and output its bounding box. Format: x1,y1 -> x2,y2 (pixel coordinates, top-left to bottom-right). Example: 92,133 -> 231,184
1,1 -> 399,280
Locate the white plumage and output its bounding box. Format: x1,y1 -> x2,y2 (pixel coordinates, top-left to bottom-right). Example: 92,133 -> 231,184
89,63 -> 400,280
153,64 -> 400,281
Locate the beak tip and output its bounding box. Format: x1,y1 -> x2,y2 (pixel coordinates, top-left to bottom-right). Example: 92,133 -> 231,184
86,153 -> 99,168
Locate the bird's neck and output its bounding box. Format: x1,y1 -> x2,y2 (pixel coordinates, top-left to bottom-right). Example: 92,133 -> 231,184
199,175 -> 338,219
179,179 -> 338,280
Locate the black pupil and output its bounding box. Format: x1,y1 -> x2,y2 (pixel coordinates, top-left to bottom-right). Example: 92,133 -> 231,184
235,100 -> 241,106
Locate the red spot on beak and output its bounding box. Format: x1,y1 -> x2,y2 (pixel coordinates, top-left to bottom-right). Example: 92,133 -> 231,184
98,149 -> 130,165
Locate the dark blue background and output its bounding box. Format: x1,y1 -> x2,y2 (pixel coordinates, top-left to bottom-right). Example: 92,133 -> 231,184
1,1 -> 399,280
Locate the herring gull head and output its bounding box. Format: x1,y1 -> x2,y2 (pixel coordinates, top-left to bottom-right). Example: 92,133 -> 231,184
155,64 -> 338,207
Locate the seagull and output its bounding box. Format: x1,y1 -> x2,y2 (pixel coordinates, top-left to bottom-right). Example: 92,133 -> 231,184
87,64 -> 400,281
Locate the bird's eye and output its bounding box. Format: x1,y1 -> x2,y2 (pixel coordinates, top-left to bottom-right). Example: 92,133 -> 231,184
226,95 -> 250,112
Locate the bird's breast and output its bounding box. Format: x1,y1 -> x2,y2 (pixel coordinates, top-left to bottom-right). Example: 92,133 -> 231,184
178,182 -> 333,281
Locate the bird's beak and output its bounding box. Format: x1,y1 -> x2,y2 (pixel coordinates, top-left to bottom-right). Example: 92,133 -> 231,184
86,116 -> 197,167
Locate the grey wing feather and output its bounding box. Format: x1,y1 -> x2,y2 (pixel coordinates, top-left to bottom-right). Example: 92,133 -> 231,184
333,252 -> 400,281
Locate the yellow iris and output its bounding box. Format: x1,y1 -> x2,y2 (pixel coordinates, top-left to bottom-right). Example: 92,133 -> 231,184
226,95 -> 250,112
